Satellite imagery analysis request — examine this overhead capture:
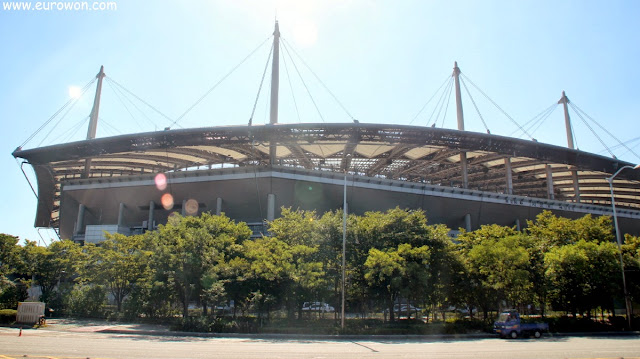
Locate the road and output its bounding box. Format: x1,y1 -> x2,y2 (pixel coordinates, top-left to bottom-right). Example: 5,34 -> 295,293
0,327 -> 639,359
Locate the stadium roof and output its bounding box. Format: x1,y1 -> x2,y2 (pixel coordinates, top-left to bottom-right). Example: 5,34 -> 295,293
12,122 -> 640,229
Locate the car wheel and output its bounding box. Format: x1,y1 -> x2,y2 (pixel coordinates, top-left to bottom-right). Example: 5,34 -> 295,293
510,331 -> 518,339
533,330 -> 542,339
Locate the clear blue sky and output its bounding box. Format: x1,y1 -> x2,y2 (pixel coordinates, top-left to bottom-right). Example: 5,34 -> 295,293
1,0 -> 639,245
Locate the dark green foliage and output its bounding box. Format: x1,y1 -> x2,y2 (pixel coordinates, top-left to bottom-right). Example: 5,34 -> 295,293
65,284 -> 107,318
172,316 -> 259,333
0,309 -> 17,324
0,277 -> 28,310
0,207 -> 636,333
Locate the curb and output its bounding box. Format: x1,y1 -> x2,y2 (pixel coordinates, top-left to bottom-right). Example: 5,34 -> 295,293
99,329 -> 493,341
97,328 -> 640,341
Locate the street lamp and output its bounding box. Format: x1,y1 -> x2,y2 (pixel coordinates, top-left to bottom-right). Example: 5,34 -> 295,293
607,163 -> 640,329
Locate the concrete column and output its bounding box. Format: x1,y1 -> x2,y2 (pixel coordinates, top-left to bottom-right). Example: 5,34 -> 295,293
269,21 -> 281,165
546,165 -> 554,200
505,157 -> 513,195
558,91 -> 575,150
74,204 -> 86,236
216,197 -> 222,216
572,170 -> 581,203
117,203 -> 125,227
453,62 -> 468,189
464,213 -> 472,232
515,218 -> 521,232
181,199 -> 187,216
460,153 -> 469,189
267,194 -> 276,222
148,201 -> 155,231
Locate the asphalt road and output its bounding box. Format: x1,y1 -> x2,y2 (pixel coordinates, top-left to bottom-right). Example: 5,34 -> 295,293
1,327 -> 639,359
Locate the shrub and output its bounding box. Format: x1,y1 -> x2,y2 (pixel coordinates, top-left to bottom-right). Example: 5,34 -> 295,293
172,316 -> 259,333
0,309 -> 17,324
65,284 -> 107,318
0,279 -> 28,310
546,316 -> 615,332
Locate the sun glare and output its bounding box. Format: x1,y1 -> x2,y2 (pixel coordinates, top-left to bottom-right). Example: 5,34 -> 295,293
68,85 -> 82,99
291,20 -> 318,47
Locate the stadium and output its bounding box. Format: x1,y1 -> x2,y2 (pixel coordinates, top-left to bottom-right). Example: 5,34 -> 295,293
12,22 -> 640,243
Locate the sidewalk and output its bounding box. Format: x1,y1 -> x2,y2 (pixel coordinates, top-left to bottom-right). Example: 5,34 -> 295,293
27,318 -> 639,341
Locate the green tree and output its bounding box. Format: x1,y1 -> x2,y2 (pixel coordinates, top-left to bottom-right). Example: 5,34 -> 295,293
623,234 -> 640,307
466,235 -> 533,315
364,243 -> 430,321
149,212 -> 250,318
28,240 -> 85,305
0,234 -> 21,277
85,233 -> 151,312
0,234 -> 28,309
527,211 -> 614,250
545,240 -> 620,316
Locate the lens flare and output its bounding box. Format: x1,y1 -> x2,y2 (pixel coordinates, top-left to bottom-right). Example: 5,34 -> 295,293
184,198 -> 199,216
161,193 -> 174,210
155,173 -> 167,191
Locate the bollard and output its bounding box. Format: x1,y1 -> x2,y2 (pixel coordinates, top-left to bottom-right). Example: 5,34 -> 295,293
19,327 -> 22,336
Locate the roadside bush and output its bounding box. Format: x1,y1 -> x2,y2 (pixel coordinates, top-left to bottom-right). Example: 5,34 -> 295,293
0,309 -> 17,324
65,284 -> 107,318
546,316 -> 615,332
443,318 -> 494,334
0,279 -> 28,310
122,281 -> 176,320
172,316 -> 259,333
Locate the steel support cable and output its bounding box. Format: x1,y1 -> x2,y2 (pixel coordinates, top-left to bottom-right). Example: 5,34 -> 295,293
567,102 -> 613,157
570,115 -> 580,150
170,35 -> 273,128
529,105 -> 558,135
601,136 -> 640,157
106,78 -> 148,131
569,102 -> 640,162
106,76 -> 176,127
59,116 -> 90,143
20,77 -> 95,148
281,40 -> 325,122
512,103 -> 558,137
409,75 -> 452,125
428,78 -> 454,126
98,118 -> 123,136
37,87 -> 92,147
460,76 -> 490,133
622,138 -> 640,159
282,38 -> 357,122
438,79 -> 454,128
16,159 -> 38,199
281,42 -> 302,123
18,157 -> 59,234
460,73 -> 534,140
249,43 -> 274,126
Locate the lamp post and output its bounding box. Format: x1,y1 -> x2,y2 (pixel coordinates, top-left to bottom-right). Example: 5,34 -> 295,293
341,173 -> 347,330
607,163 -> 640,329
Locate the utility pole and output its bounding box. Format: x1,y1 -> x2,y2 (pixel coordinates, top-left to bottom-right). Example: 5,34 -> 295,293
341,173 -> 347,329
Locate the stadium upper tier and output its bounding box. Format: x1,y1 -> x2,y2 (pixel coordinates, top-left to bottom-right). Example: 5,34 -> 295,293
12,122 -> 640,229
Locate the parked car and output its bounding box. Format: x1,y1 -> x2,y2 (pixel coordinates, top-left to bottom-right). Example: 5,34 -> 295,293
384,303 -> 422,318
393,304 -> 421,313
302,302 -> 335,313
493,310 -> 549,339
